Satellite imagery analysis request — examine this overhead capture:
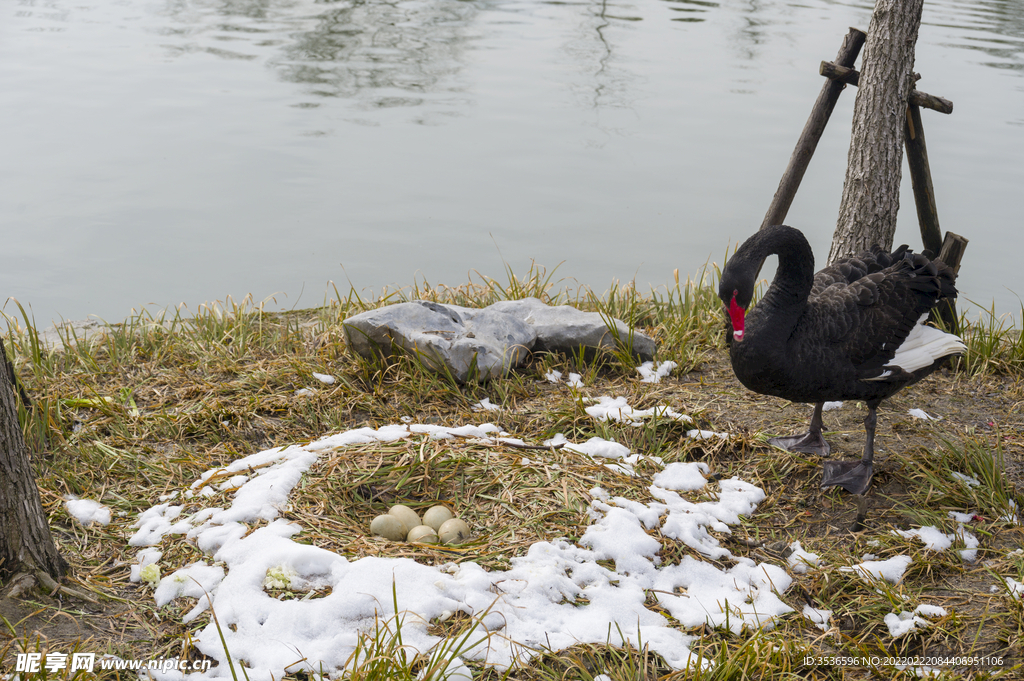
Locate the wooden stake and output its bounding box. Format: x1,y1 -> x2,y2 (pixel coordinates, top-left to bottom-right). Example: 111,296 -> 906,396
938,231 -> 969,276
904,103 -> 943,256
937,232 -> 969,334
760,27 -> 866,230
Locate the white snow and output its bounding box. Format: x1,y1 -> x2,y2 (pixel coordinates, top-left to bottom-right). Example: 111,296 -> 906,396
907,408 -> 934,420
841,555 -> 913,584
652,462 -> 709,492
417,655 -> 473,681
312,372 -> 336,385
1004,577 -> 1024,599
637,361 -> 677,384
822,401 -> 843,411
954,527 -> 980,562
1000,500 -> 1021,525
802,604 -> 832,631
951,472 -> 981,487
542,370 -> 582,387
543,433 -> 568,448
942,512 -> 983,561
787,541 -> 820,574
569,436 -> 630,460
584,396 -> 692,426
472,398 -> 501,412
133,420 -> 789,680
130,503 -> 188,546
893,526 -> 953,552
914,603 -> 948,618
687,429 -> 729,441
561,436 -> 653,476
65,496 -> 112,527
883,604 -> 947,639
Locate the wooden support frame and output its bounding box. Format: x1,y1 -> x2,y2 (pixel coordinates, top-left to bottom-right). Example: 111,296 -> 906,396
761,27 -> 969,330
819,62 -> 953,114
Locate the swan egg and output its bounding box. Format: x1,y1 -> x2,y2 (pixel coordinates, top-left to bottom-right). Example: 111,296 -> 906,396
388,505 -> 421,534
406,525 -> 439,543
439,518 -> 471,545
423,505 -> 454,531
370,515 -> 406,541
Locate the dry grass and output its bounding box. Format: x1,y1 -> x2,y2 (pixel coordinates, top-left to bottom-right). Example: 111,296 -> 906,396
1,267 -> 1022,680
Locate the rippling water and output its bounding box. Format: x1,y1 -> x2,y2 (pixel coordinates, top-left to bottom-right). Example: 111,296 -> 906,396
2,0 -> 1022,324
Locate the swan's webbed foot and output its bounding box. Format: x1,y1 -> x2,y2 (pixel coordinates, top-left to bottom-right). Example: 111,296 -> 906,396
821,460 -> 873,495
769,431 -> 831,458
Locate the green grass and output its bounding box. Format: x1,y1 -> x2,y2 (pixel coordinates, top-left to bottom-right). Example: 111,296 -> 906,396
956,301 -> 1024,376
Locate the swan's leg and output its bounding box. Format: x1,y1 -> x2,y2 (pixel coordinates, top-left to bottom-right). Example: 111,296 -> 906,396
821,401 -> 878,495
769,402 -> 831,457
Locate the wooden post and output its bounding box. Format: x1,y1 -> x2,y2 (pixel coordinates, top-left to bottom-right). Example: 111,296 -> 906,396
904,103 -> 943,256
760,27 -> 866,230
938,232 -> 969,275
937,232 -> 969,333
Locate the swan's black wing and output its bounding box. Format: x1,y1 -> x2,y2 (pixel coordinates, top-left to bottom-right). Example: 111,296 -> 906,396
810,244 -> 907,294
804,246 -> 957,379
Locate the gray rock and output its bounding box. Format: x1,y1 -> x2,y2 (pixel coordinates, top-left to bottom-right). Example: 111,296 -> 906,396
488,298 -> 656,362
343,297 -> 656,382
342,300 -> 536,382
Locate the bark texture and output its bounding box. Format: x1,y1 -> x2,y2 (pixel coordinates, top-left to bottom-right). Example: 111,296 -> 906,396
829,0 -> 925,264
0,342 -> 67,583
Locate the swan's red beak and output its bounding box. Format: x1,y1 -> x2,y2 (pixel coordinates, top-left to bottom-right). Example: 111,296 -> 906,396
729,296 -> 745,342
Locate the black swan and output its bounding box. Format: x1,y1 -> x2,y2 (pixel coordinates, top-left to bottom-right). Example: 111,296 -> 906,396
719,225 -> 964,495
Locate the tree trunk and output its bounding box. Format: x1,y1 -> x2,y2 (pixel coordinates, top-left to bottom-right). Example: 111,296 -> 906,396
0,342 -> 67,584
829,0 -> 925,264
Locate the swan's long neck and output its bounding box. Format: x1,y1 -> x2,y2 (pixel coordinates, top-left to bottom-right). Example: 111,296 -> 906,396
749,226 -> 815,315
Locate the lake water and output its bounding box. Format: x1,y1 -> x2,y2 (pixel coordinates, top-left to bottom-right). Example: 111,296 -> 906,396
2,0 -> 1022,327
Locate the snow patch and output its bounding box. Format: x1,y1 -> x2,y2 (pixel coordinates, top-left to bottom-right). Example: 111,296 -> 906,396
883,604 -> 947,639
472,398 -> 501,412
65,496 -> 112,527
893,526 -> 953,552
637,360 -> 677,384
584,396 -> 692,426
802,604 -> 832,631
787,541 -> 820,574
841,555 -> 912,584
